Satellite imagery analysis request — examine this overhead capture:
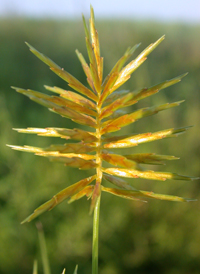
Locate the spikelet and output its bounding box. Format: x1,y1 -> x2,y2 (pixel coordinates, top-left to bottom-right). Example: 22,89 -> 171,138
8,6 -> 198,223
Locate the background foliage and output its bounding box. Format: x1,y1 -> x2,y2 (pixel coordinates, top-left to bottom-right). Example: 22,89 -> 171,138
0,18 -> 200,274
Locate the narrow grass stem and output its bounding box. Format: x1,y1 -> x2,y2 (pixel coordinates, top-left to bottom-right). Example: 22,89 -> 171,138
92,195 -> 101,274
36,222 -> 51,274
92,93 -> 102,274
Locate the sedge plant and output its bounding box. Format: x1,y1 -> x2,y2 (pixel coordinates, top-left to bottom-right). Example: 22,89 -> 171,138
8,6 -> 198,274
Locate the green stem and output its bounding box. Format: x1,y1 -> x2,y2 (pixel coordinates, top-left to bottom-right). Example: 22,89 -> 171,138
92,195 -> 101,274
36,222 -> 51,274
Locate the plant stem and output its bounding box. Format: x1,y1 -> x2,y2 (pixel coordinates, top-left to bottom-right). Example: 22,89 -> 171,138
36,222 -> 51,274
92,194 -> 101,274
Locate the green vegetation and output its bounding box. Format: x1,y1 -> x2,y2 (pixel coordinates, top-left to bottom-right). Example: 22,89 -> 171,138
0,13 -> 200,274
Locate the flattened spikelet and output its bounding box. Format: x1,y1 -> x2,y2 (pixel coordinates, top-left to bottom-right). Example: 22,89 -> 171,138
9,7 -> 196,223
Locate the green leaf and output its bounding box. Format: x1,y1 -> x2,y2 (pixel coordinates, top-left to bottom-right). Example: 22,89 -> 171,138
36,222 -> 51,274
102,45 -> 140,91
68,185 -> 94,203
32,261 -> 38,274
102,186 -> 196,202
9,142 -> 95,154
102,186 -> 145,202
90,179 -> 101,213
13,127 -> 97,142
21,175 -> 96,223
42,143 -> 95,154
12,86 -> 58,109
75,49 -> 96,93
73,265 -> 78,274
50,67 -> 97,101
104,127 -> 190,148
44,85 -> 96,109
51,106 -> 96,128
25,42 -> 97,100
103,90 -> 129,105
100,93 -> 134,120
47,154 -> 97,169
99,72 -> 119,106
99,44 -> 140,106
110,36 -> 165,93
25,42 -> 61,69
125,153 -> 179,165
12,86 -> 96,117
125,73 -> 188,107
101,100 -> 184,134
90,5 -> 102,82
8,145 -> 97,169
103,167 -> 198,181
102,152 -> 137,168
82,14 -> 90,41
103,174 -> 136,190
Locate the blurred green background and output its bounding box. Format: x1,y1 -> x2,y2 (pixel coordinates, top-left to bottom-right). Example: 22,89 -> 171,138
0,18 -> 200,274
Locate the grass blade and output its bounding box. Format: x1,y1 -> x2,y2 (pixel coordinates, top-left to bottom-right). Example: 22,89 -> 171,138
104,127 -> 190,148
102,186 -> 196,202
21,175 -> 96,223
103,167 -> 199,181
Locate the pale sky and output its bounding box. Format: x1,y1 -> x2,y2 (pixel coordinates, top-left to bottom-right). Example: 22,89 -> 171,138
0,0 -> 200,23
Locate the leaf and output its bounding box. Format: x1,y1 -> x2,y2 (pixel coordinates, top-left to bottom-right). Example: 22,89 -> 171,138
90,179 -> 101,213
36,222 -> 51,274
124,73 -> 188,107
104,127 -> 190,148
51,67 -> 97,101
75,49 -> 96,93
53,96 -> 97,116
110,36 -> 165,93
47,154 -> 97,169
103,167 -> 198,181
7,144 -> 44,154
13,127 -> 97,142
25,42 -> 97,101
99,72 -> 119,107
125,153 -> 179,165
90,6 -> 102,82
103,174 -> 136,190
102,44 -> 140,92
33,261 -> 38,274
68,185 -> 94,203
102,186 -> 145,202
101,100 -> 184,134
100,93 -> 134,120
8,145 -> 97,169
73,265 -> 78,274
103,90 -> 129,105
25,42 -> 61,70
99,44 -> 140,106
51,106 -> 96,128
102,152 -> 137,168
9,142 -> 95,154
12,86 -> 96,117
82,14 -> 90,41
101,113 -> 134,135
21,175 -> 96,223
12,87 -> 58,109
102,186 -> 196,203
42,143 -> 95,154
103,109 -> 127,121
83,27 -> 100,94
44,85 -> 96,109
89,61 -> 101,93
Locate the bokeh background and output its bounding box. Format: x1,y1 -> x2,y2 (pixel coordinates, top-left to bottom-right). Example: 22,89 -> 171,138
0,1 -> 200,273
